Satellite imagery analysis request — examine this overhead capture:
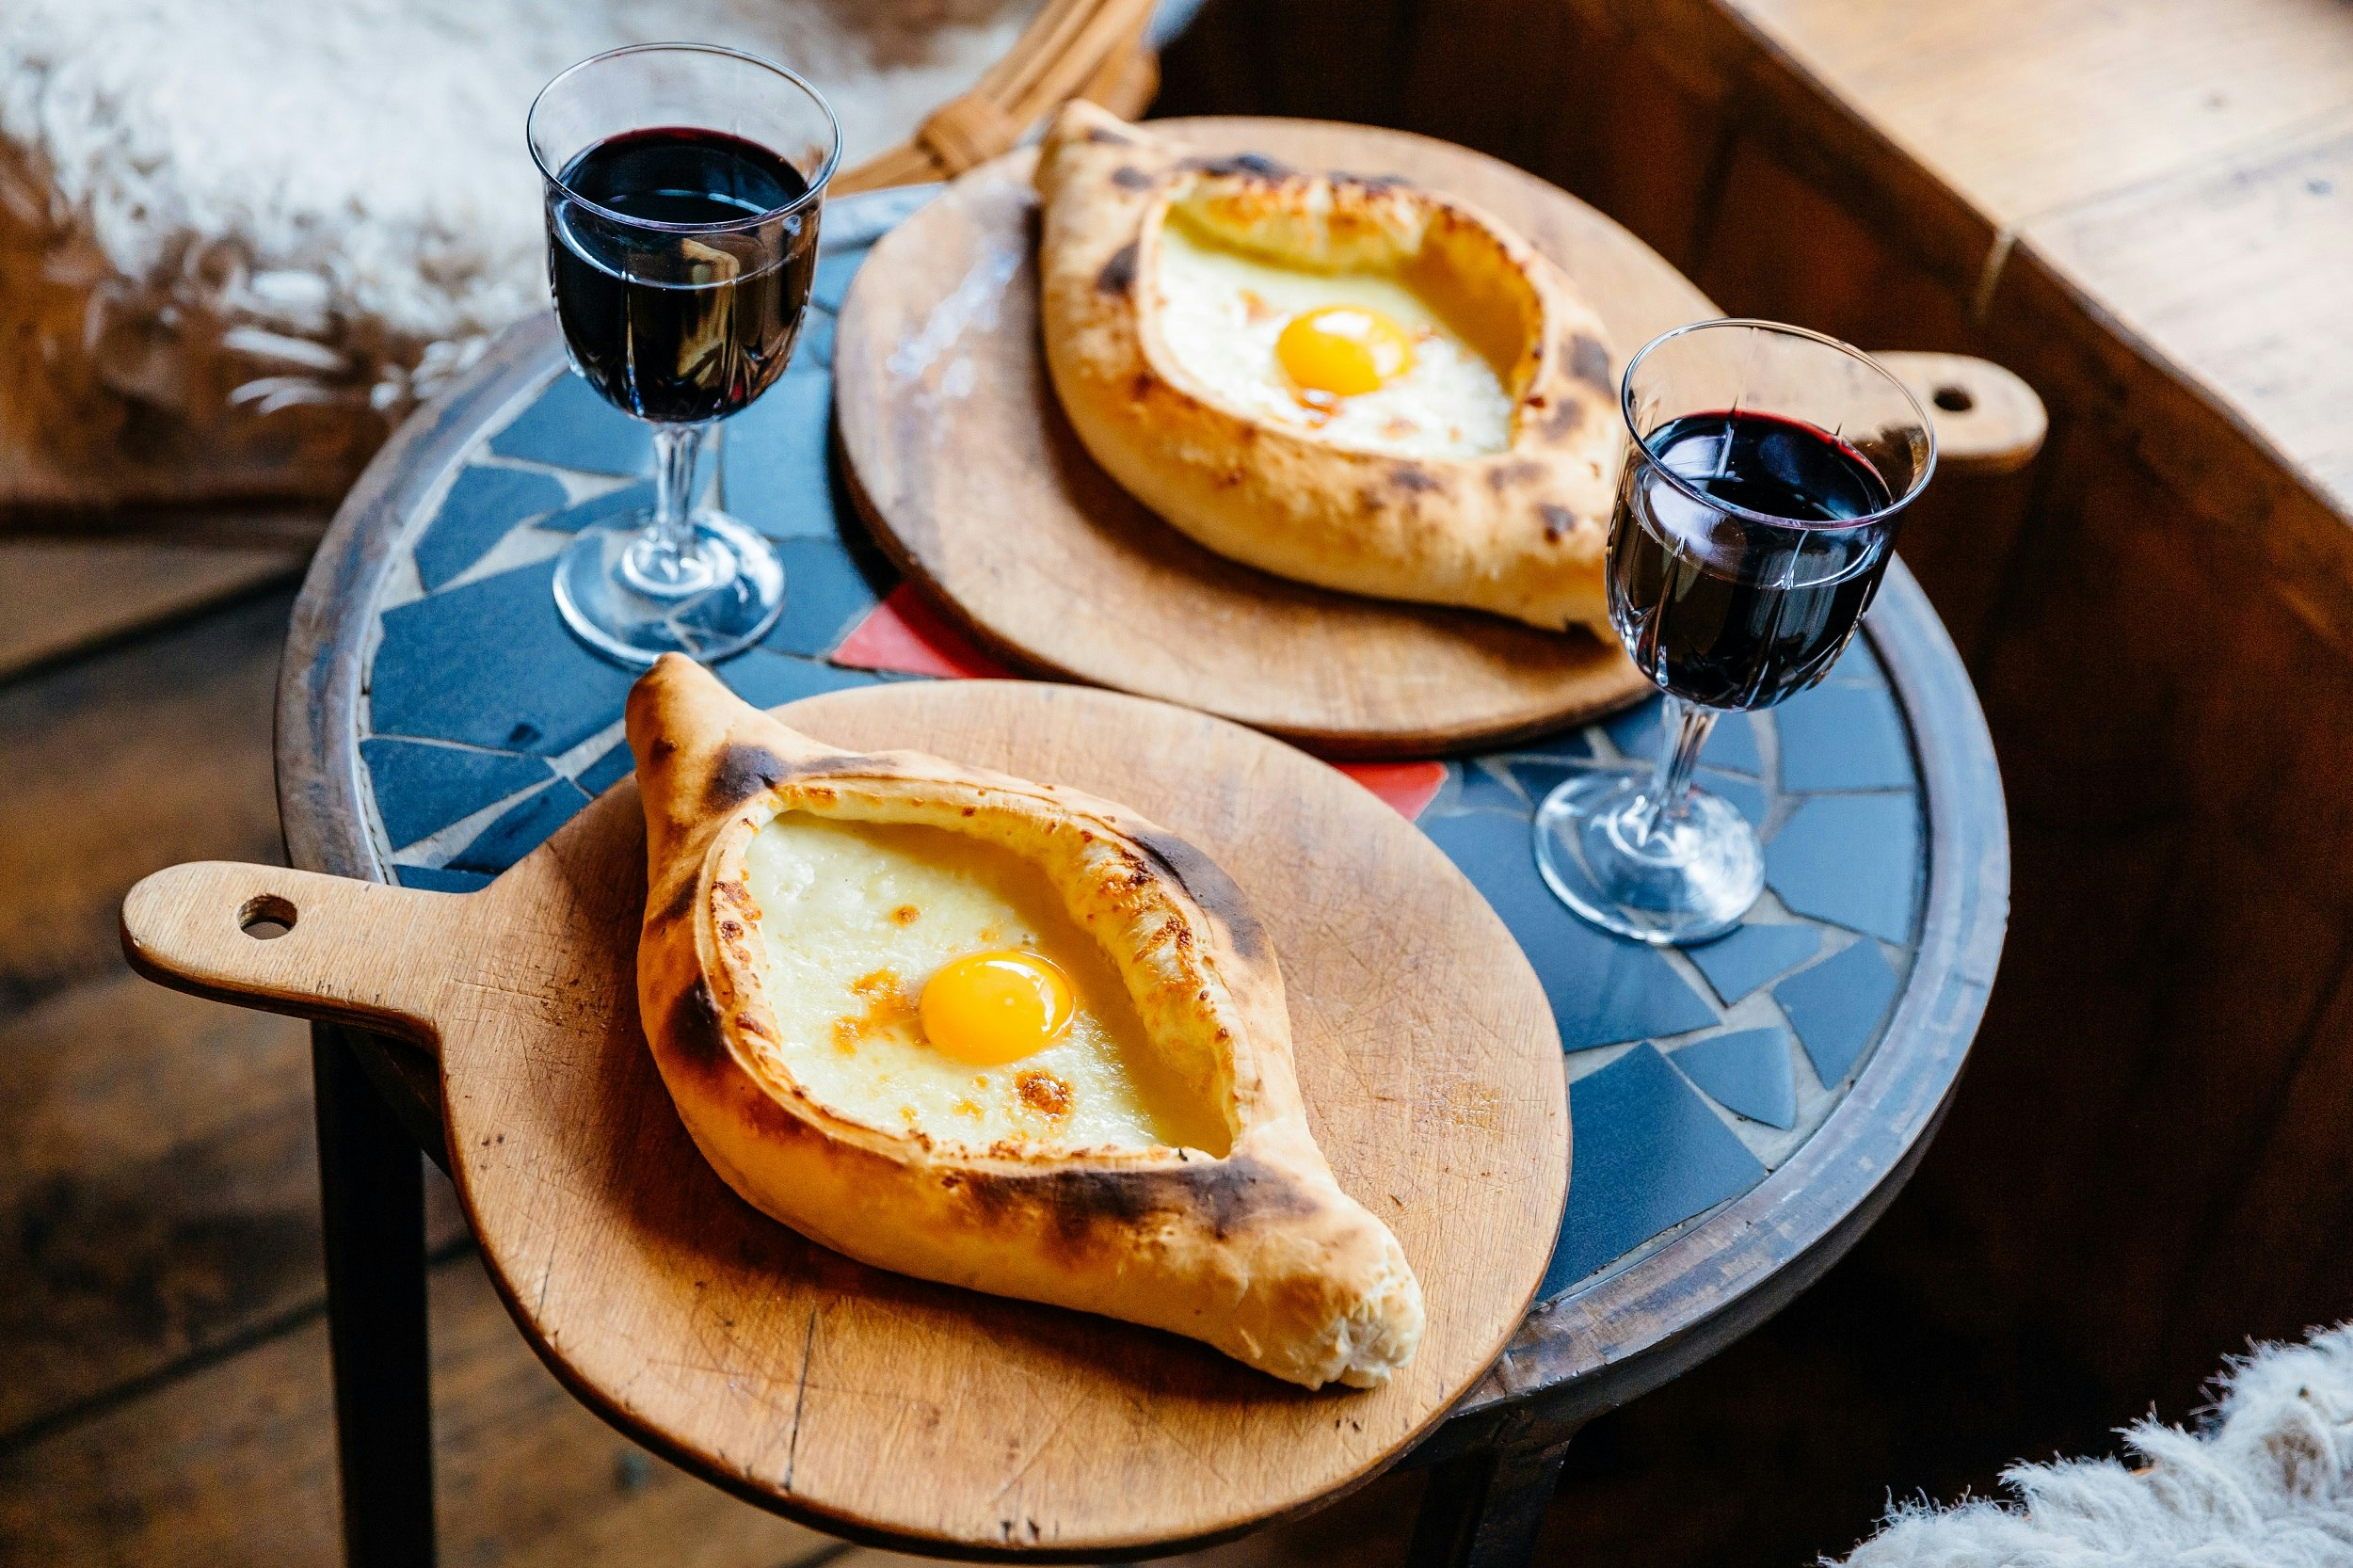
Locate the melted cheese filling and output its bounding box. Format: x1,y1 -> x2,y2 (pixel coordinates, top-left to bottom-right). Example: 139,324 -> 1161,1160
1152,212 -> 1515,459
741,813 -> 1230,1156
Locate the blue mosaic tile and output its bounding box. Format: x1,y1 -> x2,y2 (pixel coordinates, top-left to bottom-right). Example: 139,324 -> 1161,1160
1697,768 -> 1768,827
360,738 -> 552,851
1502,752 -> 1598,813
540,448 -> 721,535
1765,793 -> 1920,944
540,481 -> 655,534
789,306 -> 837,373
413,467 -> 570,591
574,740 -> 636,798
1420,809 -> 1718,1048
1776,679 -> 1913,792
723,376 -> 840,540
372,558 -> 636,756
1451,760 -> 1530,815
395,864 -> 494,894
718,650 -> 885,712
1776,938 -> 1901,1086
448,778 -> 591,875
811,249 -> 866,312
1687,920 -> 1824,1004
1671,1028 -> 1797,1129
1505,734 -> 1597,776
488,373 -> 654,475
1544,1044 -> 1767,1295
1606,698 -> 1763,775
760,536 -> 885,657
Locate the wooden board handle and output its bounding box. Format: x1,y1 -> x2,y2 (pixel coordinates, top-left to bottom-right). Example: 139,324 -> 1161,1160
1871,351 -> 2048,478
120,862 -> 463,1051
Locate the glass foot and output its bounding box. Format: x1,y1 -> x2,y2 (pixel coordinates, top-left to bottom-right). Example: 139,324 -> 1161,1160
1533,768 -> 1764,945
552,511 -> 785,666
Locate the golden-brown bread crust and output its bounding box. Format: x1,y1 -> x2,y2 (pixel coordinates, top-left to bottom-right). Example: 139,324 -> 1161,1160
628,654 -> 1423,1388
1033,103 -> 1623,633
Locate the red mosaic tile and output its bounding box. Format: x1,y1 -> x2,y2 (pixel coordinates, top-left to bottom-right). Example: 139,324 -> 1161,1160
1337,760 -> 1447,821
831,584 -> 1017,680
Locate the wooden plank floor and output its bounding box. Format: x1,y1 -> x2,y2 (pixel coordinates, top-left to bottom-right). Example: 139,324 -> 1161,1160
0,542 -> 1439,1563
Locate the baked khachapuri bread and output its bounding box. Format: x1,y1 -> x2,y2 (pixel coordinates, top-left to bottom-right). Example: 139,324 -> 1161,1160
627,655 -> 1423,1388
1033,103 -> 1624,633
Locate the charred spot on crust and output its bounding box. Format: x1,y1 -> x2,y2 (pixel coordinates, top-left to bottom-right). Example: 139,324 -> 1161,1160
1569,334 -> 1612,394
1539,504 -> 1577,542
646,737 -> 678,765
1182,152 -> 1290,180
667,979 -> 729,1075
704,744 -> 792,812
1486,459 -> 1546,492
1541,396 -> 1589,440
1337,170 -> 1411,190
1389,463 -> 1443,495
1110,166 -> 1153,191
1096,241 -> 1140,295
655,874 -> 699,927
952,1154 -> 1313,1253
1084,125 -> 1135,146
1127,826 -> 1274,966
1183,1154 -> 1317,1238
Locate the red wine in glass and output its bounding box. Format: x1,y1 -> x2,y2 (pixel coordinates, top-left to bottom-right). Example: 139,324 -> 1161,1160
550,127 -> 820,425
1536,319 -> 1934,946
529,44 -> 838,665
1608,409 -> 1899,710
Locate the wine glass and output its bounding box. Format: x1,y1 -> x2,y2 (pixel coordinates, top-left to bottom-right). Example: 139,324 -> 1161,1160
1535,319 -> 1936,944
528,44 -> 840,665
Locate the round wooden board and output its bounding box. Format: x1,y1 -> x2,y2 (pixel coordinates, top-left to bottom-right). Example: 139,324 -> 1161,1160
834,118 -> 1711,758
136,680 -> 1568,1558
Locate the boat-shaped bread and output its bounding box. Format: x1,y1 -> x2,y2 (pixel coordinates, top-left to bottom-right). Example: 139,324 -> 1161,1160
1034,102 -> 1622,633
628,654 -> 1424,1388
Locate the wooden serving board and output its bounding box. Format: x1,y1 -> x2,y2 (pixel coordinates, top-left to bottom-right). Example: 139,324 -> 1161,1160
121,680 -> 1567,1560
833,117 -> 1709,759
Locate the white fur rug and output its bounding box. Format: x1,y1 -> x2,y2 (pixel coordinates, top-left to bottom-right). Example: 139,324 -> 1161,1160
1838,1325 -> 2353,1568
0,0 -> 1037,504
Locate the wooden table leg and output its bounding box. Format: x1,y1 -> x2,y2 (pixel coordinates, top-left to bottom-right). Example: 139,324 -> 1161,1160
313,1024 -> 439,1568
1405,1424 -> 1579,1568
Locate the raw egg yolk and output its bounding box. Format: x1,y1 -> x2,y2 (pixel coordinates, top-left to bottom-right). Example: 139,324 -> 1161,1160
918,951 -> 1075,1066
1276,307 -> 1415,398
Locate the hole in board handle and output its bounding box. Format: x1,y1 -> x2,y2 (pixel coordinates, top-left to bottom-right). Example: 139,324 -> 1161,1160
239,893 -> 297,940
1932,384 -> 1975,413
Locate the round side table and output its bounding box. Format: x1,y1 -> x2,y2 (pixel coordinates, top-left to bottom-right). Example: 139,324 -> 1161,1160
277,187 -> 2008,1568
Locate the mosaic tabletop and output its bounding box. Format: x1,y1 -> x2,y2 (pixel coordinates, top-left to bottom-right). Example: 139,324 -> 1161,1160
328,188 -> 1953,1315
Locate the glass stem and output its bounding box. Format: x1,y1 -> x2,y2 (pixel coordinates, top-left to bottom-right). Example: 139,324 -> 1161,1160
1629,695 -> 1720,843
649,423 -> 705,563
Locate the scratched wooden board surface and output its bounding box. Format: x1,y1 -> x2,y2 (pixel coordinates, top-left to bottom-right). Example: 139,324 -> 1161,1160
121,679 -> 1567,1559
832,119 -> 1697,758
